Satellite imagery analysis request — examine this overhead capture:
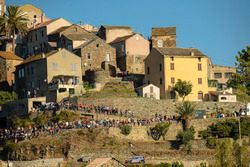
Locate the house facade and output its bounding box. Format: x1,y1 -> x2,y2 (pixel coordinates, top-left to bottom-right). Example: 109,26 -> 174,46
48,24 -> 97,52
0,51 -> 23,90
75,37 -> 116,77
97,25 -> 133,43
208,64 -> 236,89
111,33 -> 150,74
151,27 -> 176,48
137,84 -> 160,100
27,18 -> 71,56
15,49 -> 83,102
145,48 -> 212,101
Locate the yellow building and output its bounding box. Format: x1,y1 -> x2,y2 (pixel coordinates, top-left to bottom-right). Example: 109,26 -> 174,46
145,48 -> 213,101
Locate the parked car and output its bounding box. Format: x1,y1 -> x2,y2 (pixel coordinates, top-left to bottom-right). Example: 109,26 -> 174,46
125,156 -> 145,164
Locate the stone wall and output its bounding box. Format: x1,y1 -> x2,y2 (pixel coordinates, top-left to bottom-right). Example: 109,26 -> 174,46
9,158 -> 65,167
77,97 -> 243,118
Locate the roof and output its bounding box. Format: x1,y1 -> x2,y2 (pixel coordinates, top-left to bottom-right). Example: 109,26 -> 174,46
110,34 -> 135,43
155,47 -> 205,57
17,50 -> 58,66
0,51 -> 23,61
152,27 -> 176,36
102,25 -> 131,30
30,18 -> 70,31
76,37 -> 107,49
49,26 -> 70,35
212,64 -> 236,69
63,33 -> 97,41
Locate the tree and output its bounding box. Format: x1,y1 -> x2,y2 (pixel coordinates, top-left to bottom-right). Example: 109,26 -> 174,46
233,141 -> 250,167
176,126 -> 195,153
120,125 -> 132,136
0,5 -> 28,52
0,91 -> 17,105
173,79 -> 192,101
215,139 -> 234,167
227,46 -> 250,97
150,122 -> 171,140
176,101 -> 196,130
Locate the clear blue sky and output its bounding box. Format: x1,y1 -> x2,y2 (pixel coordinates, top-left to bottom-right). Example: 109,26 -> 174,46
7,0 -> 250,66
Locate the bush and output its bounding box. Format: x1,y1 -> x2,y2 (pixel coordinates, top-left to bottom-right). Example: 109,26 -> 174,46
150,122 -> 171,140
0,91 -> 17,105
120,125 -> 132,136
177,126 -> 195,146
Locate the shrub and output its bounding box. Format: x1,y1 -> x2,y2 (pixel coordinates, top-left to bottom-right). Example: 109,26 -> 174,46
177,126 -> 195,146
150,122 -> 171,140
0,91 -> 17,105
120,124 -> 132,136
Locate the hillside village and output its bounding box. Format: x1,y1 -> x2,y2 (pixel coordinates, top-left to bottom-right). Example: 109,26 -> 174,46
0,1 -> 249,167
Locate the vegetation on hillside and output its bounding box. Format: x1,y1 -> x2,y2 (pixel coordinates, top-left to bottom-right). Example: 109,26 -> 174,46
0,91 -> 17,105
227,46 -> 250,101
120,124 -> 132,136
149,122 -> 171,140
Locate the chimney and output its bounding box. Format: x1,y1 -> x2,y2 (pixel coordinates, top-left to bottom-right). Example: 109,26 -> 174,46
41,13 -> 45,24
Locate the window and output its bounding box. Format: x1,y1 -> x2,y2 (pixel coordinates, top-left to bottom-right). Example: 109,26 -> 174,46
170,63 -> 174,70
159,64 -> 162,71
96,44 -> 99,48
170,57 -> 174,61
87,53 -> 92,60
41,30 -> 44,37
121,44 -> 125,52
157,39 -> 163,47
171,77 -> 175,84
18,69 -> 25,78
150,86 -> 153,93
134,56 -> 141,64
224,72 -> 232,78
198,91 -> 203,100
198,63 -> 202,71
214,73 -> 222,78
148,81 -> 150,84
71,63 -> 77,71
198,57 -> 201,62
147,67 -> 150,75
52,63 -> 58,71
198,78 -> 202,84
160,78 -> 163,85
106,53 -> 111,62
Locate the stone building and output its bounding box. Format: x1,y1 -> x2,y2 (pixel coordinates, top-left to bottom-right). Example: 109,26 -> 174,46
110,33 -> 149,74
0,0 -> 5,16
27,18 -> 71,56
0,51 -> 23,90
74,37 -> 116,77
97,25 -> 133,43
15,48 -> 83,102
145,48 -> 216,101
208,64 -> 236,89
48,24 -> 97,52
151,27 -> 176,48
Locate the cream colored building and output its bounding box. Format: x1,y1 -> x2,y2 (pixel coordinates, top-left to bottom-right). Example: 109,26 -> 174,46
97,25 -> 133,43
145,48 -> 214,101
208,64 -> 236,89
137,84 -> 160,100
15,49 -> 83,102
27,18 -> 71,56
19,4 -> 50,29
111,33 -> 150,74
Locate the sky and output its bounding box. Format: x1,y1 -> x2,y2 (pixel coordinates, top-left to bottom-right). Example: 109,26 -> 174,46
6,0 -> 250,66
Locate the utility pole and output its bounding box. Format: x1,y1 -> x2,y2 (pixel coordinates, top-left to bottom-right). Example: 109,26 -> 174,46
238,116 -> 242,146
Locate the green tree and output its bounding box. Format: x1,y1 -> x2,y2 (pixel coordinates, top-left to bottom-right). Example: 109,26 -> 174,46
173,79 -> 193,101
150,122 -> 171,140
0,5 -> 28,51
233,141 -> 250,167
0,91 -> 17,105
176,101 -> 196,130
120,124 -> 132,136
227,46 -> 250,98
215,139 -> 234,167
176,126 -> 195,153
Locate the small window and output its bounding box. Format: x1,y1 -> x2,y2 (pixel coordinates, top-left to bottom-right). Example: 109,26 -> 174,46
96,44 -> 99,48
224,72 -> 232,78
171,77 -> 175,84
221,97 -> 227,100
106,53 -> 111,62
147,67 -> 150,75
150,86 -> 153,93
198,63 -> 202,71
170,57 -> 174,61
157,39 -> 163,47
52,63 -> 58,71
135,56 -> 141,64
59,88 -> 67,93
71,63 -> 77,71
121,45 -> 125,52
198,78 -> 202,84
87,53 -> 92,60
170,63 -> 174,70
160,78 -> 163,85
198,57 -> 201,62
214,73 -> 222,78
148,81 -> 150,84
198,91 -> 203,100
159,64 -> 162,71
